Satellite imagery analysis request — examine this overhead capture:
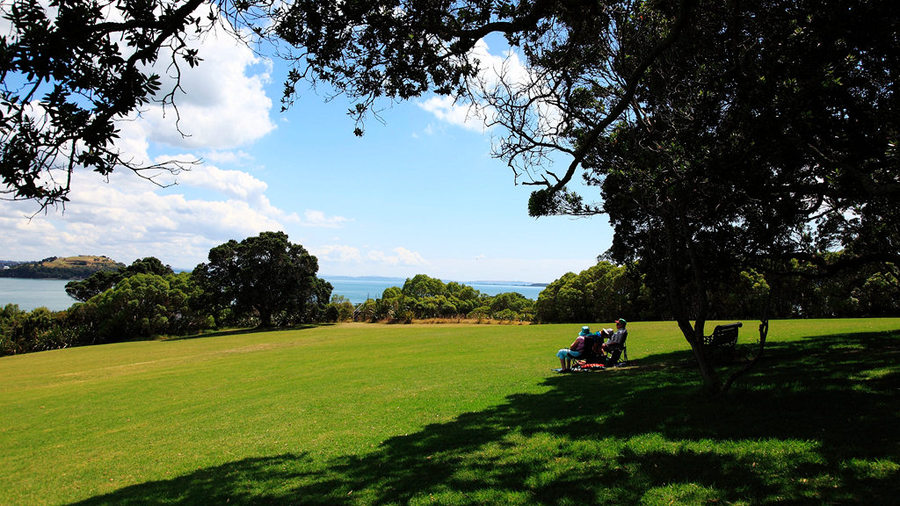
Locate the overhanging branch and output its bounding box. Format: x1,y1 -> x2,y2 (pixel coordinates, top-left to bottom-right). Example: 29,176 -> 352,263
545,0 -> 698,194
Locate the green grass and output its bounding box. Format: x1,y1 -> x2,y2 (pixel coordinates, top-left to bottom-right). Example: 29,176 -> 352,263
1,319 -> 898,504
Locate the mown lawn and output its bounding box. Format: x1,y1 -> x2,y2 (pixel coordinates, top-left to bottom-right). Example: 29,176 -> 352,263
1,319 -> 898,504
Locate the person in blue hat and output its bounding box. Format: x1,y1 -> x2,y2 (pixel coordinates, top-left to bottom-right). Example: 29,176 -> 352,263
556,326 -> 590,371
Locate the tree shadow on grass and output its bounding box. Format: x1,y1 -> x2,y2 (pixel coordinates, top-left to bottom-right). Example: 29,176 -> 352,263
163,324 -> 321,342
76,331 -> 899,505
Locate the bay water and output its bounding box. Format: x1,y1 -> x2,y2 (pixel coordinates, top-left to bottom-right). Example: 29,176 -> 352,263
0,276 -> 546,312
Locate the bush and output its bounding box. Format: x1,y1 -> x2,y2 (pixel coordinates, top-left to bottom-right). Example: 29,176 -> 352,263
0,305 -> 85,356
467,306 -> 491,321
494,309 -> 519,321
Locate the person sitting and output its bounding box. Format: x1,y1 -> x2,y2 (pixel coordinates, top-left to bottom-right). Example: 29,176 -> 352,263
556,326 -> 590,371
600,318 -> 628,362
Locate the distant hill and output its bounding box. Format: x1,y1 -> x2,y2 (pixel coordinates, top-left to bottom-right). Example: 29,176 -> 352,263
0,256 -> 124,280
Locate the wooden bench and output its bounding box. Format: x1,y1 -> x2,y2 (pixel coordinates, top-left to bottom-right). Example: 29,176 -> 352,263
703,322 -> 742,360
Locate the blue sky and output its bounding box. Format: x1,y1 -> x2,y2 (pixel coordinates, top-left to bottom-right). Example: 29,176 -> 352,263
0,16 -> 612,283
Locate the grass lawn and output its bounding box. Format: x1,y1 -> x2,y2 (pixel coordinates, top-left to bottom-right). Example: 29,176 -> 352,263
1,319 -> 898,504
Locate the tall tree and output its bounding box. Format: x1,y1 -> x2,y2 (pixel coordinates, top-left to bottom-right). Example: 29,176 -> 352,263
574,0 -> 899,391
270,0 -> 898,391
192,231 -> 331,327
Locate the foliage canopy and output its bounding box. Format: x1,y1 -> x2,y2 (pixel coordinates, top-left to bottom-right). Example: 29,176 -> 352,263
192,231 -> 331,327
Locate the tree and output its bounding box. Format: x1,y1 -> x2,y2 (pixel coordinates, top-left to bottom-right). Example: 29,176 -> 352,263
0,304 -> 56,354
66,257 -> 174,302
401,274 -> 447,299
1,0 -> 670,205
577,0 -> 898,392
325,295 -> 355,322
270,0 -> 898,391
0,0 -> 270,208
76,271 -> 207,341
854,269 -> 900,317
192,231 -> 331,327
489,292 -> 533,319
535,262 -> 642,323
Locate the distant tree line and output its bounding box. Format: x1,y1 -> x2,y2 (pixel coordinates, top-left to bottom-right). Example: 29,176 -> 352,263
1,262 -> 536,356
5,236 -> 895,356
0,256 -> 124,279
1,232 -> 331,356
348,274 -> 535,324
536,256 -> 900,323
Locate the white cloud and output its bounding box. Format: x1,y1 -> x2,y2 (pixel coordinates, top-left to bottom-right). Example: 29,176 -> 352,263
0,158 -> 357,270
417,39 -> 522,131
309,244 -> 429,271
178,165 -> 269,202
2,1 -> 275,157
0,7 -> 298,269
301,210 -> 350,228
419,96 -> 490,132
313,245 -> 363,262
368,247 -> 428,266
202,150 -> 254,165
136,23 -> 276,150
417,39 -> 564,139
0,159 -> 278,266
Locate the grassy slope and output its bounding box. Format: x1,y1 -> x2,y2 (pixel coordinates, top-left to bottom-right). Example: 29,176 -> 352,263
40,256 -> 119,269
1,319 -> 898,504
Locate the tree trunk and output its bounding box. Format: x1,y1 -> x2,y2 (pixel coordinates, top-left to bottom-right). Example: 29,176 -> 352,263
664,216 -> 724,394
721,319 -> 769,393
258,308 -> 273,327
676,318 -> 722,394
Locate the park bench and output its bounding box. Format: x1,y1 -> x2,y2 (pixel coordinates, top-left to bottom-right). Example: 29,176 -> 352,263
703,322 -> 742,361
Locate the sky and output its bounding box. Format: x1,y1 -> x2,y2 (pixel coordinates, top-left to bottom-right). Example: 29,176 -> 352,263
0,11 -> 613,284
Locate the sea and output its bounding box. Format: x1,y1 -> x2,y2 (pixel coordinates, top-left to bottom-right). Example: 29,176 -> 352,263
0,276 -> 547,312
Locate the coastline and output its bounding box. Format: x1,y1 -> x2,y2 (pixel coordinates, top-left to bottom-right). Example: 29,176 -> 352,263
0,276 -> 547,312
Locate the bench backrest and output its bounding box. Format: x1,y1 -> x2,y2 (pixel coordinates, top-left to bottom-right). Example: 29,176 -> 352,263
708,322 -> 742,347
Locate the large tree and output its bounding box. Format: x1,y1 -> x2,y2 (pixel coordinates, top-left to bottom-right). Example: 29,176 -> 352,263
575,0 -> 899,391
274,0 -> 898,391
192,231 -> 331,327
272,0 -> 898,390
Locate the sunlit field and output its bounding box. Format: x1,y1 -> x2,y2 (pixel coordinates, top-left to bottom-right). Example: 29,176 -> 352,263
2,319 -> 898,504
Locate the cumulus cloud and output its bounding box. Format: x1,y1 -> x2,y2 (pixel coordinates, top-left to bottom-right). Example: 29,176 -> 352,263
368,247 -> 429,266
0,163 -> 357,269
311,245 -> 429,269
301,210 -> 350,228
416,40 -> 519,131
202,150 -> 254,165
418,96 -> 491,132
313,245 -> 363,263
178,165 -> 269,203
136,21 -> 276,151
417,39 -> 563,138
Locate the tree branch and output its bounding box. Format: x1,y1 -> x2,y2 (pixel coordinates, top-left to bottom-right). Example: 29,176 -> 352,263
545,0 -> 697,194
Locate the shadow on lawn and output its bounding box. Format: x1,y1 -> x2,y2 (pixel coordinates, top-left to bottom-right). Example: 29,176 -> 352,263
164,324 -> 321,342
77,331 -> 899,505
